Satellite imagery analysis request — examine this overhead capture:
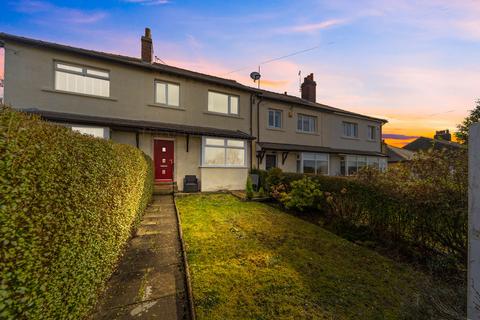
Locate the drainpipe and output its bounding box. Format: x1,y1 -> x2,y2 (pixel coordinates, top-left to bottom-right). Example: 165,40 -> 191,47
255,93 -> 263,169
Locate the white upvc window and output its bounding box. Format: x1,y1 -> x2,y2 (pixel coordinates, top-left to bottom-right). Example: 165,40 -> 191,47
368,125 -> 378,141
54,62 -> 110,97
299,153 -> 329,175
340,155 -> 387,176
202,137 -> 246,167
70,125 -> 110,139
297,114 -> 316,133
155,81 -> 180,106
208,91 -> 239,115
343,121 -> 358,138
268,109 -> 282,129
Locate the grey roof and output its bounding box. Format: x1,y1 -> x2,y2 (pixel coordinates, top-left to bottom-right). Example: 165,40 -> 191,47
0,32 -> 386,123
257,142 -> 387,157
403,137 -> 464,152
23,109 -> 254,140
386,145 -> 415,163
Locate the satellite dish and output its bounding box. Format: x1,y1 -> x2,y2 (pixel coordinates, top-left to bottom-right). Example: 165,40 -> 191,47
250,71 -> 261,82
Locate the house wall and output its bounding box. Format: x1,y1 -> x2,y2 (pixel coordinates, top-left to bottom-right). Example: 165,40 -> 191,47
3,42 -> 251,135
200,167 -> 248,191
254,99 -> 383,152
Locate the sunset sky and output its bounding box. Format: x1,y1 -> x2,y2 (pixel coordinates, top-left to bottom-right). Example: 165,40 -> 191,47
1,0 -> 479,147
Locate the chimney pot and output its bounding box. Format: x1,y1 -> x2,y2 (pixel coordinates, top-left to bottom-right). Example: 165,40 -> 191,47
141,27 -> 153,63
301,72 -> 316,103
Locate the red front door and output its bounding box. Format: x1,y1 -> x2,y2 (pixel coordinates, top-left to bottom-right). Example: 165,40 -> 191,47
154,140 -> 174,181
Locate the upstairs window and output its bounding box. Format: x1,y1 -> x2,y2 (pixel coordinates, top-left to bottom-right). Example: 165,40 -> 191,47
208,91 -> 239,115
268,109 -> 282,129
368,125 -> 378,140
155,81 -> 180,107
54,62 -> 110,97
343,122 -> 358,138
202,137 -> 246,167
297,114 -> 316,133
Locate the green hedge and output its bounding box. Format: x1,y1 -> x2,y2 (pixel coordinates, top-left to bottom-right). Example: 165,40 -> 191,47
258,152 -> 468,271
0,107 -> 153,319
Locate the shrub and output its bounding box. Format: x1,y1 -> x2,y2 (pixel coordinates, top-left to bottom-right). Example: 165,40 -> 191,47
280,177 -> 323,211
0,107 -> 153,319
262,148 -> 467,270
245,175 -> 254,200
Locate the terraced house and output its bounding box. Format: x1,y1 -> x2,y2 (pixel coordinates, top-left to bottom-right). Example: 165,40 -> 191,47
0,29 -> 387,191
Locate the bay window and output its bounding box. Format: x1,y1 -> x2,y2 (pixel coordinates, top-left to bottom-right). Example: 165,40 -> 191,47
298,153 -> 329,175
340,155 -> 387,176
54,62 -> 110,97
202,137 -> 246,167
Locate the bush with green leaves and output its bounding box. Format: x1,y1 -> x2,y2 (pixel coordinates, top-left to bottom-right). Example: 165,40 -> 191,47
261,148 -> 468,270
280,176 -> 323,211
0,107 -> 153,319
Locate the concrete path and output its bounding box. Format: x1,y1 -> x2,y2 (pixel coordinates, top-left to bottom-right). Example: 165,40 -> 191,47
92,195 -> 190,320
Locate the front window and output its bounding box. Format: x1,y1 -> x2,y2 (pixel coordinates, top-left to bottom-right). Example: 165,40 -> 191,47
368,125 -> 378,140
341,155 -> 387,176
268,109 -> 282,129
202,137 -> 246,167
155,81 -> 180,106
208,91 -> 239,115
297,114 -> 316,133
300,153 -> 329,175
54,62 -> 110,97
343,122 -> 358,138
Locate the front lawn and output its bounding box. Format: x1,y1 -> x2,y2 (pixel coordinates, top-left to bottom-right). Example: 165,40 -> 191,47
176,194 -> 428,319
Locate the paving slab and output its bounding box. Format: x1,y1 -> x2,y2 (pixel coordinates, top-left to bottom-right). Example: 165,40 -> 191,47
93,195 -> 190,320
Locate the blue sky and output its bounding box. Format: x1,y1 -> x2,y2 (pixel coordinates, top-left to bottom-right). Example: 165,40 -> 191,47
1,0 -> 479,145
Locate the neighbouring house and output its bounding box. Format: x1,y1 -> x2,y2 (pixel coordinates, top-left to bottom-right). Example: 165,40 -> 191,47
385,144 -> 415,164
0,28 -> 388,191
403,130 -> 464,153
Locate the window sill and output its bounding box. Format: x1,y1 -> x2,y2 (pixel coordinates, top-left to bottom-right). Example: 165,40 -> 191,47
42,88 -> 117,101
296,130 -> 319,136
204,111 -> 243,119
366,139 -> 378,143
341,136 -> 360,140
147,103 -> 185,111
266,127 -> 285,132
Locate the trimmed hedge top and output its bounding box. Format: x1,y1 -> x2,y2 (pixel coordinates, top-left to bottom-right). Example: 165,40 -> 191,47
0,107 -> 153,319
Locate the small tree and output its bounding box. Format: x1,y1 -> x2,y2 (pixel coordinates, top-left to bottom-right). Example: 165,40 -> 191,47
246,175 -> 254,200
455,99 -> 480,145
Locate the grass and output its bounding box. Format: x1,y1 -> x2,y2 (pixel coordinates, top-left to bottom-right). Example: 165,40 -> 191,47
176,193 -> 436,320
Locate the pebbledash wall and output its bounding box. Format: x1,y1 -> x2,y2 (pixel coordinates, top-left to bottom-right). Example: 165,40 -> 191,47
111,131 -> 248,191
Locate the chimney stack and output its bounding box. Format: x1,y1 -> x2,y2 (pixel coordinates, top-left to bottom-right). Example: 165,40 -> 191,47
301,73 -> 316,103
434,129 -> 452,141
141,27 -> 153,63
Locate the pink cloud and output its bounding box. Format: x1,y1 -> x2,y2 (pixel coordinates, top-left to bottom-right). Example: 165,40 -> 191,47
276,19 -> 347,34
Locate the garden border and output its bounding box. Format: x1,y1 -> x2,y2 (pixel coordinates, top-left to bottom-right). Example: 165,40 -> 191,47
173,195 -> 196,320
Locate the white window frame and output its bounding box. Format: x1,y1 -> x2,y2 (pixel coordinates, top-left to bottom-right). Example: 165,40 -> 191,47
201,137 -> 247,167
298,152 -> 329,175
341,155 -> 387,176
207,91 -> 239,115
54,61 -> 110,97
297,114 -> 317,133
268,109 -> 282,129
154,80 -> 180,107
367,125 -> 378,141
343,121 -> 358,138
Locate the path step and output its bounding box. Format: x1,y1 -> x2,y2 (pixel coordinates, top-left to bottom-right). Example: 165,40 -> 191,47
93,195 -> 190,320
